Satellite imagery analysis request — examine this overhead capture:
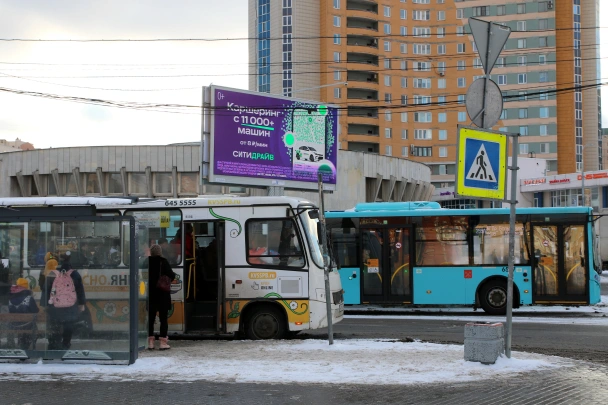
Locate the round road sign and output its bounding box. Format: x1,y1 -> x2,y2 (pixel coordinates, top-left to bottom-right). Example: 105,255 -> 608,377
465,78 -> 503,128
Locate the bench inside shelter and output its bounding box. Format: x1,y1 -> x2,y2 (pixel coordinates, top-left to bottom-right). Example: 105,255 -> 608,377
0,313 -> 40,350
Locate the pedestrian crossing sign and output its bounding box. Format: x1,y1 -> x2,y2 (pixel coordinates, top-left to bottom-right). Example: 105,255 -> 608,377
456,126 -> 508,200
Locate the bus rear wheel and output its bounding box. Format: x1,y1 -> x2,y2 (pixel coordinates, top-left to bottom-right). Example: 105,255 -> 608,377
480,280 -> 508,315
245,305 -> 286,340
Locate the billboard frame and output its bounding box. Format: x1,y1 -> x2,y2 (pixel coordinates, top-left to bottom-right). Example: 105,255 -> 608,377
205,85 -> 339,191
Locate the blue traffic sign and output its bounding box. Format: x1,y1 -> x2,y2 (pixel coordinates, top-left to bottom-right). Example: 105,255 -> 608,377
456,126 -> 507,200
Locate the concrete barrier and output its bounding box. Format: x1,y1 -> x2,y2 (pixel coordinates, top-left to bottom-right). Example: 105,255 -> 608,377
464,322 -> 504,365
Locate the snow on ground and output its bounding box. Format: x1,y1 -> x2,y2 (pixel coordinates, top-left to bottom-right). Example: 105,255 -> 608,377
0,339 -> 575,385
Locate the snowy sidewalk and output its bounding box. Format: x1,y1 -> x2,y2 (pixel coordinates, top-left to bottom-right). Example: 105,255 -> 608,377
0,339 -> 578,385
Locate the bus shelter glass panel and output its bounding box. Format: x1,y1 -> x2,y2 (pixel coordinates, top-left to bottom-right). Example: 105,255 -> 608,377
126,210 -> 180,335
0,218 -> 136,364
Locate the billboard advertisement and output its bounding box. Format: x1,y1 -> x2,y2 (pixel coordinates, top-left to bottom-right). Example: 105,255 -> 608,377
209,85 -> 339,190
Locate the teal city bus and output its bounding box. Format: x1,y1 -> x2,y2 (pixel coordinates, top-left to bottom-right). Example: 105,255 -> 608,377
326,202 -> 602,314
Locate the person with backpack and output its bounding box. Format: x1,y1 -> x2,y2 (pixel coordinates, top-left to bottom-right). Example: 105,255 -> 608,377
8,278 -> 39,349
147,244 -> 175,350
41,262 -> 86,350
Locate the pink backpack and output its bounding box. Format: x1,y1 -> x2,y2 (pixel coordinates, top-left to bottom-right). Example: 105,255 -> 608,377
48,269 -> 77,308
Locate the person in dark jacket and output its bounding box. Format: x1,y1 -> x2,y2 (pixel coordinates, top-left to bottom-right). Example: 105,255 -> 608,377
41,262 -> 86,350
147,244 -> 176,350
8,278 -> 39,349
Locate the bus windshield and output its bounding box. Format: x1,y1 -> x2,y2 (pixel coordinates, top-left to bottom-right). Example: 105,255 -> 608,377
298,206 -> 325,269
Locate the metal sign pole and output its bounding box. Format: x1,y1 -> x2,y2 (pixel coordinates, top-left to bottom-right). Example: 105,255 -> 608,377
505,133 -> 519,358
482,23 -> 494,129
318,173 -> 334,345
201,86 -> 211,187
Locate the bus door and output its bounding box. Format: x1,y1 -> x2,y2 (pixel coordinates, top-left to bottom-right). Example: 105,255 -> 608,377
532,223 -> 588,304
184,220 -> 225,333
360,226 -> 412,303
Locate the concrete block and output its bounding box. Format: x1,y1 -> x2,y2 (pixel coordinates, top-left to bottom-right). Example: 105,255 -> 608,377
464,322 -> 504,339
464,322 -> 505,365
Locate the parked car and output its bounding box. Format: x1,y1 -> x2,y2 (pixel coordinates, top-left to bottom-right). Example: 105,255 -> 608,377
296,146 -> 323,162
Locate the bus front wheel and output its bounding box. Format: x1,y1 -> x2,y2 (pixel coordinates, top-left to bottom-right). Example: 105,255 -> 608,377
245,305 -> 286,340
480,280 -> 507,315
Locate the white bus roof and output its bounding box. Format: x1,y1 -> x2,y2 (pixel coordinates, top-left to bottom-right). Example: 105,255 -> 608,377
0,197 -> 137,207
0,196 -> 317,209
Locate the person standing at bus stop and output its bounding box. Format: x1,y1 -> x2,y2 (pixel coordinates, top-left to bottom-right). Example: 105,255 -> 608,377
147,244 -> 175,350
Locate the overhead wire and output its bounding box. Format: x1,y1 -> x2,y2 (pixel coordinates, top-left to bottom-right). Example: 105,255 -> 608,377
0,25 -> 605,42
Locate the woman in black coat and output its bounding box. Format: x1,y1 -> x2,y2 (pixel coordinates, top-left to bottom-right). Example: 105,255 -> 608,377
147,244 -> 175,350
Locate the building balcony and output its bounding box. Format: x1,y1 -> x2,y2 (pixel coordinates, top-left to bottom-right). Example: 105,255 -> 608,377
347,52 -> 378,67
347,123 -> 379,137
346,0 -> 378,15
347,141 -> 380,154
346,17 -> 378,32
347,35 -> 378,49
348,107 -> 379,119
347,88 -> 378,101
347,70 -> 379,84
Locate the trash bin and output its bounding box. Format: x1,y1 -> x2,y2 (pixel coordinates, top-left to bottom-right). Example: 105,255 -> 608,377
464,322 -> 504,365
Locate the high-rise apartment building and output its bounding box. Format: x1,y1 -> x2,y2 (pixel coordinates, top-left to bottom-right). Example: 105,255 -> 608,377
249,0 -> 602,203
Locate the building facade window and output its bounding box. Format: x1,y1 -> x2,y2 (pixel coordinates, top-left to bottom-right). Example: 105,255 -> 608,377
414,129 -> 432,139
84,173 -> 100,194
129,173 -> 147,195
107,173 -> 123,195
154,173 -> 173,195
256,0 -> 271,93
179,173 -> 198,195
414,112 -> 432,123
539,107 -> 549,118
519,108 -> 528,119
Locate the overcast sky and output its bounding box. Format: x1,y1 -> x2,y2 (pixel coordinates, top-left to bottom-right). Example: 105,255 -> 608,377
0,1 -> 606,149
